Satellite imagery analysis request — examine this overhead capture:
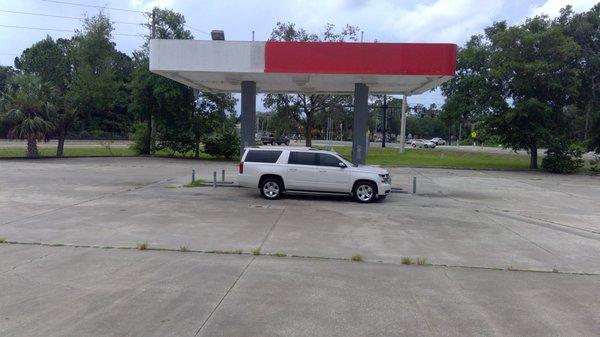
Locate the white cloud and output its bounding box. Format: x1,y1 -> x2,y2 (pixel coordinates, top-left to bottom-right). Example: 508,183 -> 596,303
252,0 -> 505,44
128,0 -> 177,12
529,0 -> 597,17
379,0 -> 505,43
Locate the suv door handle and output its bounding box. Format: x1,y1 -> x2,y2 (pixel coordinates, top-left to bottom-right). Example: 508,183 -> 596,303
289,168 -> 297,172
318,170 -> 327,173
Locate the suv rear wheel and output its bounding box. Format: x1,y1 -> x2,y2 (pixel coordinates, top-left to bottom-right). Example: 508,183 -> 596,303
353,181 -> 376,203
260,177 -> 283,200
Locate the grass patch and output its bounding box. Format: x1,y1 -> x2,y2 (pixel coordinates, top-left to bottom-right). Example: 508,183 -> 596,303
416,257 -> 428,266
0,237 -> 6,243
272,251 -> 287,257
206,249 -> 243,254
330,146 -> 532,170
251,247 -> 261,255
401,256 -> 413,265
184,179 -> 205,188
351,254 -> 363,262
0,146 -> 237,160
180,246 -> 189,252
136,241 -> 148,250
0,147 -> 137,158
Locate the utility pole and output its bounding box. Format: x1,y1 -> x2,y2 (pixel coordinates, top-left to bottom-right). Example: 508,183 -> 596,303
382,94 -> 387,148
399,94 -> 407,153
150,9 -> 156,39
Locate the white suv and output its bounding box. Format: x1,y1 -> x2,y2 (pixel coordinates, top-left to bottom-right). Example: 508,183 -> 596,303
238,147 -> 392,203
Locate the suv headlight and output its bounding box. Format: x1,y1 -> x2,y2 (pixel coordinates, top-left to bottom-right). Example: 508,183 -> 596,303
379,173 -> 391,184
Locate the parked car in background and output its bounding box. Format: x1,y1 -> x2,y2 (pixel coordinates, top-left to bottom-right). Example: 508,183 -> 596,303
411,139 -> 437,148
260,133 -> 290,145
238,147 -> 392,203
430,137 -> 446,145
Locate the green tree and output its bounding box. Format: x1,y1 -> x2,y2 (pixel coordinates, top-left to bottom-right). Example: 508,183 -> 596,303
440,34 -> 506,144
263,22 -> 359,147
558,5 -> 600,142
0,74 -> 56,158
15,36 -> 73,157
192,92 -> 237,157
67,13 -> 125,137
487,17 -> 580,168
0,66 -> 16,90
130,7 -> 194,155
443,16 -> 581,169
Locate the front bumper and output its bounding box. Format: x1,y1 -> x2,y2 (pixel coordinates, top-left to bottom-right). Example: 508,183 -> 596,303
377,182 -> 392,196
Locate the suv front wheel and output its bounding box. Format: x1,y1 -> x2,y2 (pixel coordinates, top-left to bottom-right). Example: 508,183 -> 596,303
353,181 -> 376,203
260,177 -> 283,200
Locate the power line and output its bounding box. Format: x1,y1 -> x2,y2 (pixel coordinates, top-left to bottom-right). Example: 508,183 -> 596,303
184,24 -> 210,36
40,0 -> 145,14
39,0 -> 211,36
0,24 -> 143,37
0,9 -> 144,25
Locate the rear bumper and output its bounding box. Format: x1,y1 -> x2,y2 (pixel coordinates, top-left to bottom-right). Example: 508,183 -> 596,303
237,174 -> 258,188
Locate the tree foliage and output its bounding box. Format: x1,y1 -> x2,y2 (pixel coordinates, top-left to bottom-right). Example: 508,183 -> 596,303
442,14 -> 584,169
0,74 -> 56,157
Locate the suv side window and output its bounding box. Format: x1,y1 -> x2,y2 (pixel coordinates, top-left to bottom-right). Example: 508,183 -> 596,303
245,150 -> 282,163
288,152 -> 318,165
318,153 -> 342,167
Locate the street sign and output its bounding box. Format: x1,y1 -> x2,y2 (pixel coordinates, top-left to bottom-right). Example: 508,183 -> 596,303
470,131 -> 477,139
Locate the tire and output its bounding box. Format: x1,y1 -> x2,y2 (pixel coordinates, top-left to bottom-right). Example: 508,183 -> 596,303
285,141 -> 290,146
412,143 -> 417,148
259,177 -> 283,200
353,181 -> 376,203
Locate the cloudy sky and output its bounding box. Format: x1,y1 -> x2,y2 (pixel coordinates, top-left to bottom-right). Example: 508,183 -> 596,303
0,0 -> 597,107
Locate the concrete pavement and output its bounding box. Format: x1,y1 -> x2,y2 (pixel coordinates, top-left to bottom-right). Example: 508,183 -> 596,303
1,245 -> 599,337
1,157 -> 599,336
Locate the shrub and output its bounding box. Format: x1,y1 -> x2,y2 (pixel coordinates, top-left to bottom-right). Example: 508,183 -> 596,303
155,130 -> 196,157
590,155 -> 600,176
130,122 -> 151,154
203,132 -> 239,159
541,139 -> 584,174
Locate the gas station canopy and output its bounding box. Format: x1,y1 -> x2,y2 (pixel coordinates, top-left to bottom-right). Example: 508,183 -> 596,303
149,40 -> 456,95
149,39 -> 457,164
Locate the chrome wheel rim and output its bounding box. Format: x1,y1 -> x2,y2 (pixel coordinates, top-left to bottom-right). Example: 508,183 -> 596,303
356,184 -> 373,202
263,181 -> 279,198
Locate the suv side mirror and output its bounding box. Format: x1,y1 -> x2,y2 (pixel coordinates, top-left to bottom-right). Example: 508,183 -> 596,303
338,162 -> 347,168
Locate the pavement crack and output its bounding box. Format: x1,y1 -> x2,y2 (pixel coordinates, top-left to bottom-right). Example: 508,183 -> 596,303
479,210 -> 559,258
258,207 -> 286,249
193,256 -> 255,337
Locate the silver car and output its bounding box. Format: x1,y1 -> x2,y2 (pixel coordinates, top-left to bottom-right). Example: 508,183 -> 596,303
430,137 -> 446,145
411,139 -> 436,148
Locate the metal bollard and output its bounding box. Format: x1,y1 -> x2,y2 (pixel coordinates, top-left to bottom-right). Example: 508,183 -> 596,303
222,169 -> 225,182
213,171 -> 217,188
192,169 -> 195,183
412,176 -> 417,194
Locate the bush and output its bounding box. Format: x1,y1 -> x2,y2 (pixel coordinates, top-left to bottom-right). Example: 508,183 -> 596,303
130,122 -> 150,154
155,130 -> 196,157
541,139 -> 584,174
590,155 -> 600,176
203,132 -> 239,159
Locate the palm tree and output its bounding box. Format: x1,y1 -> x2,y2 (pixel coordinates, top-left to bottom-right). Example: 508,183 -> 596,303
0,74 -> 55,158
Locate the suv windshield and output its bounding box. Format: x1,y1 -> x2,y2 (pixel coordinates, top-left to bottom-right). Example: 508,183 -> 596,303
336,153 -> 358,167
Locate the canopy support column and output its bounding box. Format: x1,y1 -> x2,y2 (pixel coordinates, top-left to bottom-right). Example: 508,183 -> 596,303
240,81 -> 256,157
399,94 -> 408,154
352,83 -> 369,164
